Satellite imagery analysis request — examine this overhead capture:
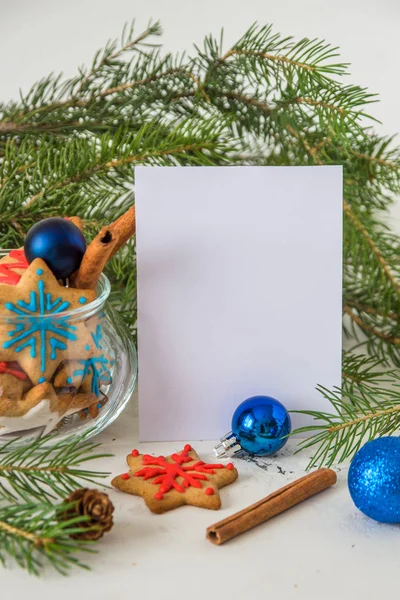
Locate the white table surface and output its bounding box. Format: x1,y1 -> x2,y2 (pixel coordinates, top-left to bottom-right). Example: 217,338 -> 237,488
2,393 -> 398,599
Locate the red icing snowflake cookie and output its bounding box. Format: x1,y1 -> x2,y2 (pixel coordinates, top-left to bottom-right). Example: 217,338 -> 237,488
111,445 -> 238,514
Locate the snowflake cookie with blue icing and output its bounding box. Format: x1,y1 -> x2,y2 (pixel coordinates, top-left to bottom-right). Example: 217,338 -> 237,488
53,321 -> 114,396
0,258 -> 96,385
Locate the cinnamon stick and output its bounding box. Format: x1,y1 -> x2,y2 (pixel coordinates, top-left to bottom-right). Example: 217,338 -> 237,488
66,216 -> 84,232
73,206 -> 135,289
206,468 -> 337,546
74,226 -> 120,289
109,205 -> 135,257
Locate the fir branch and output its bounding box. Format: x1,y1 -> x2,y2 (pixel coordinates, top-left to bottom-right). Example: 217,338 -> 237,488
292,378 -> 400,469
343,200 -> 400,296
74,20 -> 163,96
1,19 -> 400,352
0,502 -> 97,576
344,300 -> 400,323
342,352 -> 394,390
343,305 -> 400,345
0,434 -> 111,503
216,23 -> 346,79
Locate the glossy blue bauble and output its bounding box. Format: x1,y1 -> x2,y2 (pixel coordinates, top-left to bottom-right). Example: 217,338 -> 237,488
232,395 -> 291,456
348,436 -> 400,523
24,218 -> 86,279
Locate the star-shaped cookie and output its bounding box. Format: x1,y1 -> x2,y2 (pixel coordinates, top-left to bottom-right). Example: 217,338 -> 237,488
0,259 -> 96,384
53,317 -> 114,395
0,249 -> 29,285
112,445 -> 238,514
0,382 -> 100,435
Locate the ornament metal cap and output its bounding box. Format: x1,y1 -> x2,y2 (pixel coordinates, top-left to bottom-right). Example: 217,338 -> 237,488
213,432 -> 243,458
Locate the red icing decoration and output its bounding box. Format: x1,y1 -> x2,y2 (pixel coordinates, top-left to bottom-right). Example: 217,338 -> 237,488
133,447 -> 227,500
226,463 -> 234,470
121,473 -> 130,480
131,449 -> 139,457
0,361 -> 28,381
205,487 -> 214,496
0,250 -> 29,285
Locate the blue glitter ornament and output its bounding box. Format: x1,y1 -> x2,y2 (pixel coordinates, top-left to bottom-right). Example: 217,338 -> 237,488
24,217 -> 86,280
348,436 -> 400,523
214,395 -> 291,458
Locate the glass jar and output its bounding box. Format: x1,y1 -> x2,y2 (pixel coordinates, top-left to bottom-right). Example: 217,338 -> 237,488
0,250 -> 137,445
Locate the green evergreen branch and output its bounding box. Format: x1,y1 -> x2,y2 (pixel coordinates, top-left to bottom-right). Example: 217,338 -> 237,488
0,502 -> 97,576
342,352 -> 395,390
202,23 -> 347,81
72,19 -> 163,97
292,376 -> 400,469
343,200 -> 400,297
0,434 -> 111,503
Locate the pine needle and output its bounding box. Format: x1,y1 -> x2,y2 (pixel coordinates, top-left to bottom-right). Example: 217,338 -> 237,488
0,433 -> 111,503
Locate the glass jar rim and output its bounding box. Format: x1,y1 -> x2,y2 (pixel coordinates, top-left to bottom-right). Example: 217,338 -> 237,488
0,249 -> 111,320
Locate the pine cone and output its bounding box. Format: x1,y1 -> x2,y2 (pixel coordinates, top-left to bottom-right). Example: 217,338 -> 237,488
63,488 -> 114,541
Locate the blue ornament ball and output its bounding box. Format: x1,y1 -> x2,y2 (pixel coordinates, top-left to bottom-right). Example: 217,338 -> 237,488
348,436 -> 400,523
232,395 -> 291,456
24,218 -> 86,280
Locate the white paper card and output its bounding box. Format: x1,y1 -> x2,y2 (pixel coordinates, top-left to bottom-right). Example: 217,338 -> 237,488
135,166 -> 342,441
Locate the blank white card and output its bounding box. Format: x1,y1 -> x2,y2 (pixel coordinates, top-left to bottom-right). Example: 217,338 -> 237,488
135,167 -> 342,441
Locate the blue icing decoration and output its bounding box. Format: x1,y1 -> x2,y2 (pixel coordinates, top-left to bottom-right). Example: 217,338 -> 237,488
3,279 -> 77,374
38,377 -> 46,383
75,323 -> 115,395
36,268 -> 43,275
73,355 -> 111,396
91,324 -> 103,350
85,344 -> 90,351
79,297 -> 87,304
67,377 -> 73,384
97,403 -> 102,409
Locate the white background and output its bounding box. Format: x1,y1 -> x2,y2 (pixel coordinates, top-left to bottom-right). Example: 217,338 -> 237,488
0,0 -> 399,228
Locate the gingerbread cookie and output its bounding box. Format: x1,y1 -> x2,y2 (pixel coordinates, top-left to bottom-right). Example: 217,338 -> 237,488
0,382 -> 100,434
0,249 -> 29,285
54,356 -> 112,393
0,258 -> 115,433
112,445 -> 238,514
0,368 -> 31,401
0,258 -> 96,384
78,392 -> 108,420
